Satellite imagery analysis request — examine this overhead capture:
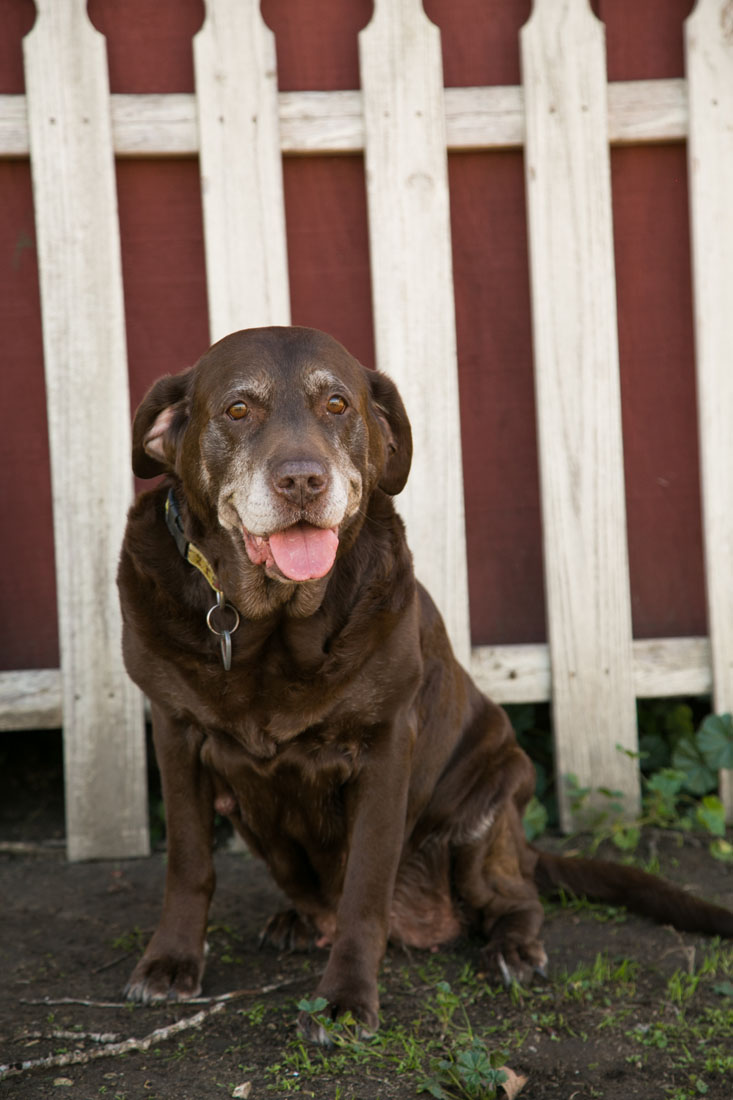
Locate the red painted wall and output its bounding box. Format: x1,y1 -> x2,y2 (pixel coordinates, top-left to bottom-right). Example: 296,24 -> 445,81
0,0 -> 705,671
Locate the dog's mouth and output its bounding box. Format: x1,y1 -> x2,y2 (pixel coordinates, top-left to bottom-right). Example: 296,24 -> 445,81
242,523 -> 339,582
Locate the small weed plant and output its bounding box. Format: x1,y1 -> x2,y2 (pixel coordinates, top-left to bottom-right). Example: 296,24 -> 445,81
417,982 -> 512,1099
418,1034 -> 510,1100
257,944 -> 733,1098
518,703 -> 733,860
264,981 -> 520,1099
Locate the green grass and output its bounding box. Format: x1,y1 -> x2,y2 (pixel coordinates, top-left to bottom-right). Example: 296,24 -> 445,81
626,968 -> 733,1098
249,937 -> 733,1099
99,917 -> 730,1098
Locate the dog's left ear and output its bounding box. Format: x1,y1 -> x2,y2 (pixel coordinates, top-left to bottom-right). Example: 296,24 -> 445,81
368,370 -> 413,495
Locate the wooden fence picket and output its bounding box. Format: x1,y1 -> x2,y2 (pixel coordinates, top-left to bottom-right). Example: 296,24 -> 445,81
685,0 -> 733,817
521,0 -> 639,827
193,0 -> 290,340
22,0 -> 148,860
359,0 -> 470,664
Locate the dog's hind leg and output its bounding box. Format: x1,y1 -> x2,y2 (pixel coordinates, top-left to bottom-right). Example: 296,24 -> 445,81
259,909 -> 330,952
453,805 -> 547,985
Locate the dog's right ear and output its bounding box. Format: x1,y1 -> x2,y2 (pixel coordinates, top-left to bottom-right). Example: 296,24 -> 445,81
131,369 -> 193,479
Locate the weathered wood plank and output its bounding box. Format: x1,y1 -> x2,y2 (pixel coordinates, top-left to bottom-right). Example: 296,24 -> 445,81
0,670 -> 62,731
472,636 -> 712,705
471,645 -> 551,704
630,637 -> 713,699
23,0 -> 148,861
0,79 -> 689,158
109,93 -> 200,156
0,94 -> 30,155
685,0 -> 733,816
607,78 -> 687,144
521,0 -> 638,827
0,636 -> 713,737
278,90 -> 365,154
359,0 -> 470,663
193,0 -> 290,340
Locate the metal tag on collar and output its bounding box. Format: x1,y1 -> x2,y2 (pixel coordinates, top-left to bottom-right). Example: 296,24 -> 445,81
166,489 -> 240,670
206,589 -> 241,671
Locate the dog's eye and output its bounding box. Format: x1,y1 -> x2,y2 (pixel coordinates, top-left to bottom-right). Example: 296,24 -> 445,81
327,395 -> 347,415
227,401 -> 249,421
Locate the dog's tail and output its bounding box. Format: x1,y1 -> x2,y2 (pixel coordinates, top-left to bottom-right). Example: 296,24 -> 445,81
533,849 -> 733,937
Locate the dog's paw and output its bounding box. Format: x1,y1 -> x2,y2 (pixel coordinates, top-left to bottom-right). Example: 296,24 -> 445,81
297,996 -> 378,1046
124,953 -> 204,1003
259,909 -> 319,952
482,939 -> 548,987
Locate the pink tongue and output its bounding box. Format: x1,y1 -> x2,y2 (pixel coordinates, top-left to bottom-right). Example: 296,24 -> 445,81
268,524 -> 339,581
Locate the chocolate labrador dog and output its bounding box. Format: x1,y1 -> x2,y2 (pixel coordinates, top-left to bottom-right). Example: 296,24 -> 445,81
119,326 -> 733,1040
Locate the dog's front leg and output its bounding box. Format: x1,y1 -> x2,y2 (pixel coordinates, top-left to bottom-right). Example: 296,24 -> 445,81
299,717 -> 414,1042
126,705 -> 215,1003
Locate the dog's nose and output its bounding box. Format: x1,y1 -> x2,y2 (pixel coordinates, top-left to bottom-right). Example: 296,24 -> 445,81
273,460 -> 329,505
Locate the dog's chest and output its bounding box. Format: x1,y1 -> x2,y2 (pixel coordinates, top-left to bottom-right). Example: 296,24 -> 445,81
191,622 -> 385,745
196,634 -> 370,823
200,718 -> 358,854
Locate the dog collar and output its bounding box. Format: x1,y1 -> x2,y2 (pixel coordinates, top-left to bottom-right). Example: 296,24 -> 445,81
165,489 -> 222,593
164,489 -> 240,670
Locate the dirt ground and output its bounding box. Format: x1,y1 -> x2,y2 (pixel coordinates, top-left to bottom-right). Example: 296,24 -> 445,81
2,732 -> 733,1100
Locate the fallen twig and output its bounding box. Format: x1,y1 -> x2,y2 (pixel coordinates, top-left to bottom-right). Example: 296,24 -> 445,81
91,954 -> 130,975
21,973 -> 306,1010
20,1029 -> 121,1044
189,974 -> 307,1003
0,840 -> 65,856
20,998 -> 129,1008
0,1003 -> 225,1081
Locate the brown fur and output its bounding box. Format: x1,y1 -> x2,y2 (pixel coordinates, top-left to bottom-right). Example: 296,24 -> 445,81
118,326 -> 733,1041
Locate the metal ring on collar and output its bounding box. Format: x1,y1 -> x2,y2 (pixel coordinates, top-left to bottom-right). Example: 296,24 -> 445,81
206,598 -> 241,638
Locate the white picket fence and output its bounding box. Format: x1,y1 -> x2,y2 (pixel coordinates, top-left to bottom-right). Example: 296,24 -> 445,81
1,0 -> 731,858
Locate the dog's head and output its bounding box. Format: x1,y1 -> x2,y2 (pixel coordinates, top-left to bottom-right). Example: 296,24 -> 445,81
132,327 -> 412,584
